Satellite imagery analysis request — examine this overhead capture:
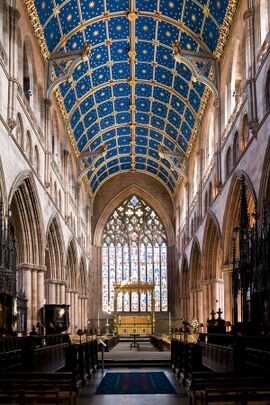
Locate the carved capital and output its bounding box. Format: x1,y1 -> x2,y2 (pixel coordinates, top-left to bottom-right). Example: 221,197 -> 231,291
7,118 -> 17,131
213,97 -> 221,108
9,6 -> 20,21
44,98 -> 52,108
243,8 -> 254,21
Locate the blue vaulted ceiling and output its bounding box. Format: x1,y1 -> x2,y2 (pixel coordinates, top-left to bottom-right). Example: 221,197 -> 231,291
31,0 -> 232,195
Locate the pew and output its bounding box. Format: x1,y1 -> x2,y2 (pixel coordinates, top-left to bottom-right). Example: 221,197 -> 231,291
150,335 -> 164,351
0,371 -> 76,404
187,373 -> 270,405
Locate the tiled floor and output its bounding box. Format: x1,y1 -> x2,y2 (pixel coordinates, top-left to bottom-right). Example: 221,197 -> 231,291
77,368 -> 189,405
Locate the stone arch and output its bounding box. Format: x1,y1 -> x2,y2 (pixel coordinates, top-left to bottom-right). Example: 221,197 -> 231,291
202,213 -> 222,281
34,145 -> 39,176
240,113 -> 249,151
225,146 -> 232,178
179,254 -> 190,321
233,131 -> 240,165
77,255 -> 88,329
190,238 -> 202,290
9,171 -> 45,266
25,130 -> 32,163
66,239 -> 78,332
93,185 -> 174,247
189,238 -> 203,321
16,113 -> 24,149
9,172 -> 45,329
202,212 -> 223,322
45,214 -> 65,306
66,238 -> 78,290
258,137 -> 270,212
45,214 -> 65,281
0,157 -> 7,210
78,256 -> 87,296
22,36 -> 37,105
223,171 -> 256,267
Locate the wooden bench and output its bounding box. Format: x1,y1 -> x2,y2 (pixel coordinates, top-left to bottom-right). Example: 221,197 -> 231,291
189,375 -> 270,405
0,372 -> 76,404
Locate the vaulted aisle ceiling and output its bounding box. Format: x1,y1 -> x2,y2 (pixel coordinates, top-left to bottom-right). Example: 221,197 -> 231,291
28,0 -> 236,195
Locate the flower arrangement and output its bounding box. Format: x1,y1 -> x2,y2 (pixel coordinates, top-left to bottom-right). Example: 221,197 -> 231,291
191,317 -> 199,331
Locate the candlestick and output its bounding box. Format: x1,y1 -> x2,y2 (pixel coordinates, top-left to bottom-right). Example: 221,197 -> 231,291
169,311 -> 172,335
105,318 -> 109,336
97,311 -> 100,335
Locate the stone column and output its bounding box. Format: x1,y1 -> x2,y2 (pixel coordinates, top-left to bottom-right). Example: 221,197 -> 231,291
65,288 -> 71,332
44,98 -> 52,187
60,284 -> 66,304
7,6 -> 20,131
31,269 -> 38,326
78,297 -> 82,330
203,283 -> 209,322
222,266 -> 233,322
243,7 -> 258,132
84,298 -> 88,330
56,283 -> 61,304
214,97 -> 222,189
189,291 -> 194,321
198,290 -> 203,323
74,291 -> 79,330
37,268 -> 45,314
49,282 -> 56,304
22,265 -> 32,332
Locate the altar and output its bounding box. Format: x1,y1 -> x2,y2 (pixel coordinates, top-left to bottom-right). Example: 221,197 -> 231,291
113,281 -> 155,335
117,315 -> 152,335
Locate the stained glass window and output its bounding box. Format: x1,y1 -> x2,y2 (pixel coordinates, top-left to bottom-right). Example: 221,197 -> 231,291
102,195 -> 168,312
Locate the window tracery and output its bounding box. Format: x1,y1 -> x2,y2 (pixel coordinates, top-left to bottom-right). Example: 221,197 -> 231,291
102,195 -> 168,313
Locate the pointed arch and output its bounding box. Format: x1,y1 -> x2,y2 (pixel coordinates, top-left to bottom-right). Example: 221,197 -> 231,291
9,172 -> 45,266
0,157 -> 7,211
233,131 -> 240,165
189,237 -> 203,321
45,213 -> 65,281
222,171 -> 256,266
189,237 -> 202,290
25,131 -> 32,163
66,238 -> 78,290
78,255 -> 87,296
94,184 -> 174,247
258,137 -> 270,212
240,113 -> 249,151
179,254 -> 190,321
202,213 -> 222,281
16,113 -> 24,149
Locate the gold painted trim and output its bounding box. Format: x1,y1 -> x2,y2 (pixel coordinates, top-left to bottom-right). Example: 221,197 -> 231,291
24,0 -> 238,194
24,0 -> 50,59
214,0 -> 238,59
